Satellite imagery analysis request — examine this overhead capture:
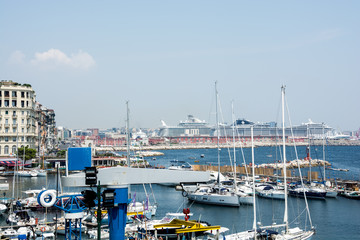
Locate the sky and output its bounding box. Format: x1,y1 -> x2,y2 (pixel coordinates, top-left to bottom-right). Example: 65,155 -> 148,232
1,1 -> 359,132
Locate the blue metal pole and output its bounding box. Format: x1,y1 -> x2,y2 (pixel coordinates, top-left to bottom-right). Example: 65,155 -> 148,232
108,186 -> 128,240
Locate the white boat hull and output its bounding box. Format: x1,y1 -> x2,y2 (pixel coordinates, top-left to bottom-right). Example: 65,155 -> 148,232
187,192 -> 240,206
238,195 -> 254,205
275,228 -> 315,240
258,190 -> 286,200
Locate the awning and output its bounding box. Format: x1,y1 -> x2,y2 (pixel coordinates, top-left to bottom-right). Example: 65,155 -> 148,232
0,160 -> 32,167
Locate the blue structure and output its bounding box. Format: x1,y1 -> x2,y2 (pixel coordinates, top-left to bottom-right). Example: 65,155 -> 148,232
68,147 -> 92,171
37,191 -> 86,240
107,187 -> 129,240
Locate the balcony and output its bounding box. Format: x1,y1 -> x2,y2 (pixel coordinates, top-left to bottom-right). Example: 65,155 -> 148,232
4,124 -> 10,128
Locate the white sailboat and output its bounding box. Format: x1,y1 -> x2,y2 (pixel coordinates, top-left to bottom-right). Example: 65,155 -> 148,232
225,86 -> 315,240
187,82 -> 239,207
231,101 -> 253,205
125,101 -> 158,217
225,127 -> 257,239
273,86 -> 315,239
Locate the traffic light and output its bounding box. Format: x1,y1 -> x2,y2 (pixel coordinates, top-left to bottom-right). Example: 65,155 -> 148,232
102,189 -> 116,208
85,167 -> 98,186
81,190 -> 97,208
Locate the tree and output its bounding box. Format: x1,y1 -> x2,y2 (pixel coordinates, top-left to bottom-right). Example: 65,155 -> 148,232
16,146 -> 36,161
56,150 -> 67,158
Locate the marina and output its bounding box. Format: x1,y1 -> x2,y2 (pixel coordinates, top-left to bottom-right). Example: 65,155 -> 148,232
0,146 -> 358,239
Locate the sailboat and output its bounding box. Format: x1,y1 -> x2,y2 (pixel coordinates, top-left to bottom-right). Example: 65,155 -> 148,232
225,126 -> 258,239
231,101 -> 253,205
125,101 -> 158,218
273,86 -> 315,239
225,86 -> 315,240
187,82 -> 239,207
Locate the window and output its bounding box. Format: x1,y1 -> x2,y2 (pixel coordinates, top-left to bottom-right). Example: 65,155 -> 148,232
12,137 -> 16,142
4,146 -> 9,154
5,91 -> 9,97
22,111 -> 24,115
21,92 -> 25,98
12,111 -> 16,116
0,100 -> 1,107
5,137 -> 9,142
22,128 -> 24,133
5,128 -> 8,133
12,91 -> 17,97
12,119 -> 16,124
5,119 -> 8,124
13,128 -> 16,133
26,92 -> 29,98
21,101 -> 25,107
26,101 -> 28,107
12,145 -> 16,154
21,136 -> 24,141
12,100 -> 17,107
22,119 -> 24,124
4,100 -> 9,107
5,111 -> 8,115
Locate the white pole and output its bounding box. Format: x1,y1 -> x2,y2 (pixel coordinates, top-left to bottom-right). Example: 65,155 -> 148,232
251,126 -> 257,239
215,81 -> 221,185
232,101 -> 237,191
281,86 -> 288,233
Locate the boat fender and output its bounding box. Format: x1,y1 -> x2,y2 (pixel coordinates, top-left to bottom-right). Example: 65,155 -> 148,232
182,191 -> 188,197
38,190 -> 57,208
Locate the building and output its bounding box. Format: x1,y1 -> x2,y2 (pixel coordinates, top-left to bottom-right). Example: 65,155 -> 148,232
36,103 -> 57,154
0,80 -> 38,157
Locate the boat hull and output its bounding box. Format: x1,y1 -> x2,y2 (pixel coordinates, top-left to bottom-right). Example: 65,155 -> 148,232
288,190 -> 326,199
187,193 -> 240,207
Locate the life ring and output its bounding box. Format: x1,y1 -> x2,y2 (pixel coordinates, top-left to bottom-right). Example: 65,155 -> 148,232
41,227 -> 46,232
38,190 -> 57,208
182,191 -> 188,197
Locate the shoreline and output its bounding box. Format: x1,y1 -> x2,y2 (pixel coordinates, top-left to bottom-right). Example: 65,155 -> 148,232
94,139 -> 360,152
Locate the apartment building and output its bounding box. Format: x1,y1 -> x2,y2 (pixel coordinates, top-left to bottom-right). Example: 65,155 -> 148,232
0,80 -> 38,157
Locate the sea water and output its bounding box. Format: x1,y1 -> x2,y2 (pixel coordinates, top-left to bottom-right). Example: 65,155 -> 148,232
1,146 -> 359,239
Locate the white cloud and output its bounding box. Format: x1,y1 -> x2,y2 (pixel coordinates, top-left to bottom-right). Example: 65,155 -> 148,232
30,49 -> 95,70
8,49 -> 95,70
8,50 -> 26,64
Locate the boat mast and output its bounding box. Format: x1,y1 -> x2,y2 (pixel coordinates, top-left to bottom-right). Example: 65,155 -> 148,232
281,86 -> 288,233
215,81 -> 221,185
322,123 -> 326,181
307,125 -> 312,182
126,101 -> 131,167
251,126 -> 257,239
126,101 -> 131,196
231,101 -> 237,191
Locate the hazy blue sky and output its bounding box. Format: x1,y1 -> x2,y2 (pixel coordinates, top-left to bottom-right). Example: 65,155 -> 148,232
1,1 -> 359,131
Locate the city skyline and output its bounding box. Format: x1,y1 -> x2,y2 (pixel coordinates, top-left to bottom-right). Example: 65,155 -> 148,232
1,1 -> 359,131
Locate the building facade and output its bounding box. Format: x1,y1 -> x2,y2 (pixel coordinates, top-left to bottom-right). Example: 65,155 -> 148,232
36,103 -> 57,154
0,80 -> 38,157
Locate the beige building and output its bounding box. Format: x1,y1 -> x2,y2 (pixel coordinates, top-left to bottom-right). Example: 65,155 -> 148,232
0,80 -> 38,157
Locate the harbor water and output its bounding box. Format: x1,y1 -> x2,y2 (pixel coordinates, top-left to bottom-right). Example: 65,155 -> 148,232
1,145 -> 359,239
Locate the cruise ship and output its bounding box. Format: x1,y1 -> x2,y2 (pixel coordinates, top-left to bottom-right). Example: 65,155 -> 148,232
159,115 -> 212,137
159,115 -> 334,139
